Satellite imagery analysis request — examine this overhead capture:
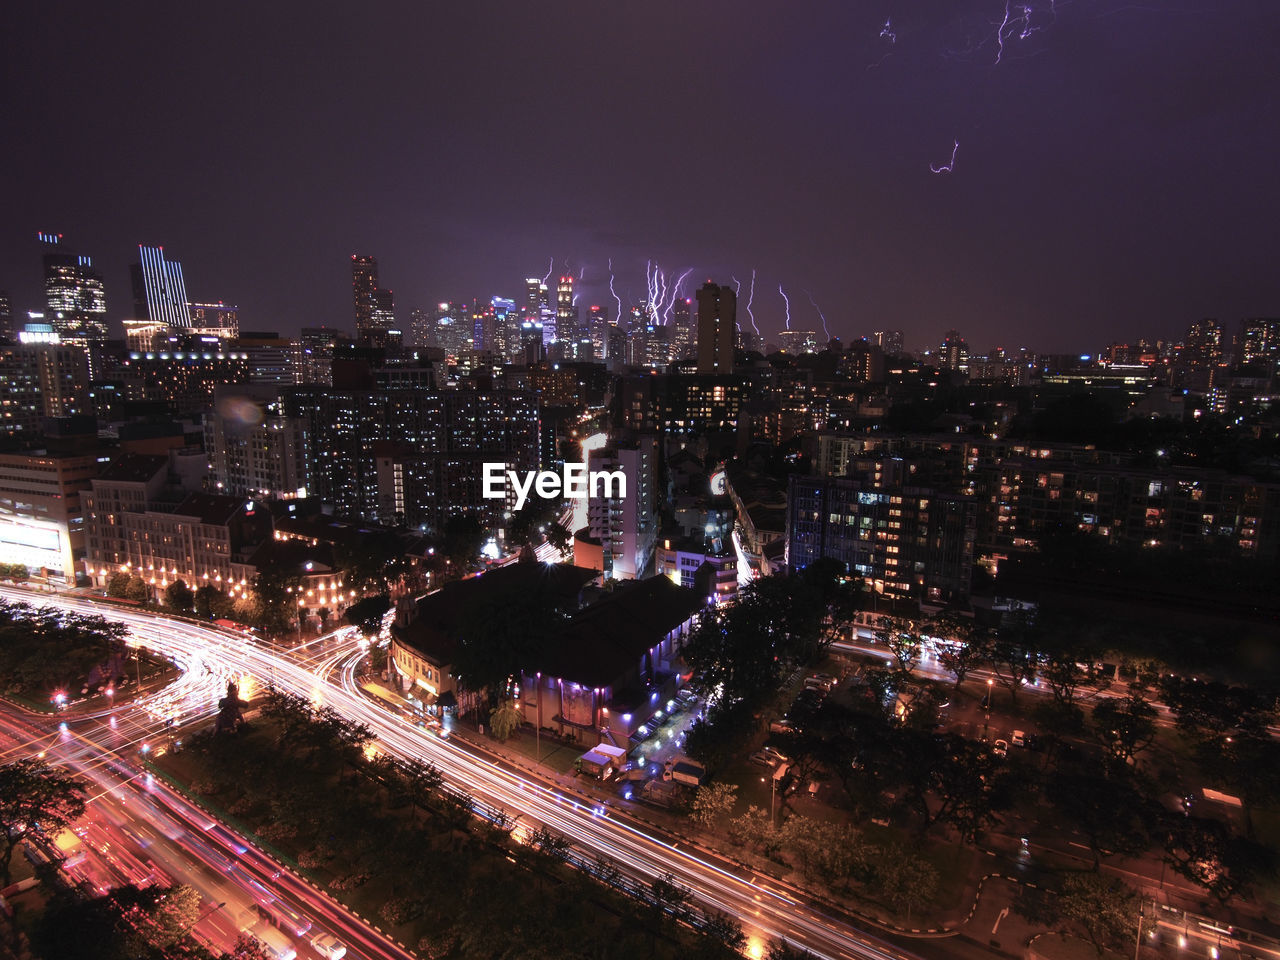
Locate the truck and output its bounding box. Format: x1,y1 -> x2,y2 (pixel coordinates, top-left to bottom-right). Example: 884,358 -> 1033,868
576,743 -> 628,780
238,909 -> 297,960
667,758 -> 706,787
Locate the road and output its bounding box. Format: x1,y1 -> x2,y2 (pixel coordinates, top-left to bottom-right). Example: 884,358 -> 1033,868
1,587 -> 924,960
0,609 -> 420,960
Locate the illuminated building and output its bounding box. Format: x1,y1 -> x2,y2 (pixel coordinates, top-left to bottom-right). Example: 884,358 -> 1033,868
0,292 -> 12,341
938,329 -> 969,372
131,245 -> 190,329
1174,318 -> 1224,396
0,445 -> 105,581
82,453 -> 271,595
0,340 -> 91,435
41,233 -> 108,376
695,281 -> 736,375
873,330 -> 904,355
351,255 -> 379,334
671,296 -> 693,359
776,330 -> 820,355
205,384 -> 306,499
786,470 -> 977,604
433,302 -> 472,357
291,326 -> 349,385
554,275 -> 576,348
284,385 -> 538,532
188,301 -> 239,339
117,345 -> 250,416
586,435 -> 657,580
1239,318 -> 1280,373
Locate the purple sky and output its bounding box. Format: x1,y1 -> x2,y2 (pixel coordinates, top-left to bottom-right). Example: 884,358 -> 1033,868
3,1 -> 1277,353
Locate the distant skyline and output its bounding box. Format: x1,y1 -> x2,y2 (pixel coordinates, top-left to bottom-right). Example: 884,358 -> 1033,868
3,1 -> 1277,353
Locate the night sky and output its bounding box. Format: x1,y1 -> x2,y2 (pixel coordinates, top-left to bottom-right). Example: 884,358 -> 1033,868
3,1 -> 1277,353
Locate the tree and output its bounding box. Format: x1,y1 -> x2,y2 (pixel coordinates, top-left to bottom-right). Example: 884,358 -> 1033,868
1051,765 -> 1158,869
164,579 -> 195,614
689,781 -> 739,831
488,699 -> 523,741
194,585 -> 232,620
442,514 -> 486,566
929,612 -> 989,688
545,520 -> 571,557
251,567 -> 304,637
875,618 -> 923,680
1092,692 -> 1157,765
125,576 -> 151,603
398,757 -> 443,823
452,591 -> 562,709
1057,873 -> 1138,957
1162,816 -> 1277,903
107,572 -> 131,598
344,594 -> 391,637
0,758 -> 86,885
878,848 -> 939,923
219,933 -> 275,960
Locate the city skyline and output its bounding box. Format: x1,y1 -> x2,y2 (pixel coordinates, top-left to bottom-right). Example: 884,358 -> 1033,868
2,2 -> 1277,353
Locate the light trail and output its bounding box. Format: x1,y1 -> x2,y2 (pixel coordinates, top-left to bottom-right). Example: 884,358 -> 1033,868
930,140 -> 959,174
0,589 -> 924,960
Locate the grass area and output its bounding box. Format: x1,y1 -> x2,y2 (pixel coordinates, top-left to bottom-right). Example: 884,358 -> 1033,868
483,726 -> 583,774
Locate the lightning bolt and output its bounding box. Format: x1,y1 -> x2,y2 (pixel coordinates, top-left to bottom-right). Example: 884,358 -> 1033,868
746,269 -> 760,336
779,284 -> 792,331
663,268 -> 694,323
543,257 -> 554,285
804,289 -> 831,342
994,1 -> 1043,65
880,18 -> 896,43
930,140 -> 959,174
578,265 -> 585,281
608,258 -> 623,326
654,267 -> 668,323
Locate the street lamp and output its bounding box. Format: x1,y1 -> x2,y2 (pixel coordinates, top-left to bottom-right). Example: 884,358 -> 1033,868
984,678 -> 994,739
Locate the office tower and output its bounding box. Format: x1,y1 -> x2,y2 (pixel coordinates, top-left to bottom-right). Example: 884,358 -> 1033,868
291,327 -> 348,385
351,255 -> 379,334
525,277 -> 550,318
586,435 -> 658,580
1239,318 -> 1280,373
0,292 -> 12,340
873,330 -> 905,356
938,329 -> 969,372
777,330 -> 820,355
41,233 -> 108,340
555,275 -> 576,345
0,338 -> 92,435
408,307 -> 435,350
672,296 -> 693,358
1175,318 -> 1224,395
131,245 -> 190,328
189,301 -> 239,338
205,384 -> 305,499
434,302 -> 472,356
696,281 -> 736,375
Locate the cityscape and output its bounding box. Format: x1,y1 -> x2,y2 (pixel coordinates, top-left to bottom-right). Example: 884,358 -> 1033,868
2,3 -> 1279,960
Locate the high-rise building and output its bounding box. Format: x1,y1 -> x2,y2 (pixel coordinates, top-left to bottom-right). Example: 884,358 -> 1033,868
696,281 -> 736,375
351,255 -> 379,334
776,330 -> 820,355
0,292 -> 13,341
292,327 -> 348,385
671,297 -> 693,359
555,275 -> 576,346
41,233 -> 108,369
131,245 -> 190,328
189,301 -> 239,338
1239,318 -> 1280,373
873,330 -> 905,356
586,435 -> 658,580
0,341 -> 92,435
938,329 -> 969,372
1174,318 -> 1224,395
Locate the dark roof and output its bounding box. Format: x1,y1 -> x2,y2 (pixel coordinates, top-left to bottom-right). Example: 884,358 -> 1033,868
533,576 -> 704,688
96,453 -> 167,484
393,558 -> 598,665
273,515 -> 398,547
175,492 -> 249,526
246,537 -> 336,575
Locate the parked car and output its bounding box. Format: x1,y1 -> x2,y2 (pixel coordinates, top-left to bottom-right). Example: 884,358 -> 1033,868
749,750 -> 778,767
762,745 -> 790,764
769,718 -> 794,735
1011,729 -> 1027,747
993,739 -> 1008,758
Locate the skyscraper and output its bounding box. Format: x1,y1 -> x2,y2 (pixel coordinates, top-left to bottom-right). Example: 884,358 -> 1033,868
351,255 -> 379,335
873,330 -> 905,356
40,233 -> 109,377
131,245 -> 190,328
696,281 -> 736,375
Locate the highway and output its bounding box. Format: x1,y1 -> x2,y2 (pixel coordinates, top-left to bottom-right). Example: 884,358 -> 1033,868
0,587 -> 925,960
